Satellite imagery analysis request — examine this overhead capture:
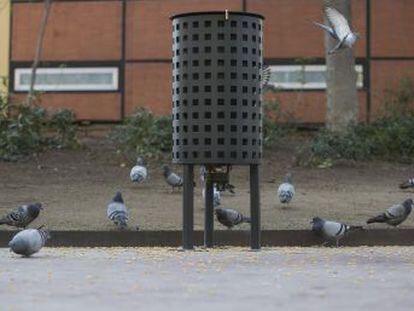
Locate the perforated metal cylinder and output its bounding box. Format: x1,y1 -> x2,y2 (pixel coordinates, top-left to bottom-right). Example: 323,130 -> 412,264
171,11 -> 264,165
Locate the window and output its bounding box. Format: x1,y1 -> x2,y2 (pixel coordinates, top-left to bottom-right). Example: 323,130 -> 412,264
266,64 -> 364,90
14,67 -> 119,91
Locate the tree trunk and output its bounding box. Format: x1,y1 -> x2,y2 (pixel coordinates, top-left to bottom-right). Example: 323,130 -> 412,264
27,0 -> 52,106
325,0 -> 358,132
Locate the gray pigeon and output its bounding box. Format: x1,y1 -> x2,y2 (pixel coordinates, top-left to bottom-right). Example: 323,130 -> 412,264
215,208 -> 250,229
130,157 -> 148,183
107,192 -> 129,230
367,198 -> 413,227
311,217 -> 363,247
0,203 -> 43,228
312,7 -> 359,54
202,185 -> 221,208
9,227 -> 50,257
277,173 -> 295,207
399,179 -> 414,189
163,165 -> 183,191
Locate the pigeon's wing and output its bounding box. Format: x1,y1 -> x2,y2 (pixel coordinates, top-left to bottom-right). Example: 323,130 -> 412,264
386,204 -> 406,219
261,64 -> 272,88
325,7 -> 351,40
225,209 -> 243,224
166,173 -> 183,187
130,165 -> 147,182
107,202 -> 129,219
312,21 -> 336,38
322,221 -> 348,239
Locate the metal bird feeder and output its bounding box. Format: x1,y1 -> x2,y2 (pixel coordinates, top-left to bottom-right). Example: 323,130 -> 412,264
171,11 -> 264,250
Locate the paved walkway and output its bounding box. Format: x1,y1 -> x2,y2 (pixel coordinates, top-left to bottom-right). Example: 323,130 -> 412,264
0,247 -> 413,311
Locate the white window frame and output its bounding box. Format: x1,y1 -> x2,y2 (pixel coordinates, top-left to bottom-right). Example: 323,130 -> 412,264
14,67 -> 119,92
267,64 -> 364,90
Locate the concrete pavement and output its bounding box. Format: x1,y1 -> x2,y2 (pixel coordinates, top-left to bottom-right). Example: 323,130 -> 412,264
0,247 -> 413,311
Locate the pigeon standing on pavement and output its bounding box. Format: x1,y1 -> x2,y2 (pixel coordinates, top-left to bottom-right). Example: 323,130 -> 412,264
107,192 -> 129,230
163,165 -> 183,191
312,7 -> 359,54
277,173 -> 295,207
130,157 -> 148,183
311,217 -> 363,247
8,227 -> 50,257
215,208 -> 250,229
367,198 -> 413,227
399,178 -> 414,189
0,203 -> 43,229
202,185 -> 221,208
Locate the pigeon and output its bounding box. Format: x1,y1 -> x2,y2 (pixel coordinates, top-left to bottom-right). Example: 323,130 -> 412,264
367,198 -> 413,227
399,178 -> 414,189
261,64 -> 271,88
312,7 -> 359,54
163,165 -> 183,191
0,203 -> 43,228
277,173 -> 295,207
130,157 -> 148,183
8,227 -> 50,257
202,185 -> 221,208
311,217 -> 363,247
215,208 -> 250,229
107,192 -> 129,230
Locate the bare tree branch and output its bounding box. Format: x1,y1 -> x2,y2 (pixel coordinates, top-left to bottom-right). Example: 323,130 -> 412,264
27,0 -> 52,106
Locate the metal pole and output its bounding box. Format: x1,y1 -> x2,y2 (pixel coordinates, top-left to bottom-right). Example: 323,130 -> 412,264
183,164 -> 194,250
250,164 -> 261,250
204,177 -> 214,247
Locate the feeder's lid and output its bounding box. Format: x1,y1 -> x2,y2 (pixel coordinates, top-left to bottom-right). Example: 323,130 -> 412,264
170,11 -> 264,20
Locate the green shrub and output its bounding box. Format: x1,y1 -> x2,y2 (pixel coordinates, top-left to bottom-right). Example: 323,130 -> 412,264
0,98 -> 79,161
299,77 -> 414,166
262,99 -> 296,147
109,107 -> 172,160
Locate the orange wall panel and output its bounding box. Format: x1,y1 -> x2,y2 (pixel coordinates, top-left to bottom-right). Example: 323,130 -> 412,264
125,62 -> 172,115
246,0 -> 366,59
12,2 -> 122,61
265,91 -> 367,124
372,0 -> 414,57
370,60 -> 414,118
126,0 -> 243,60
12,93 -> 121,121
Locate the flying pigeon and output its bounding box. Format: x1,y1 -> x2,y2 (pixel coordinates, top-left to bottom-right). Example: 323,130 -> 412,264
163,165 -> 183,191
202,185 -> 221,208
8,227 -> 50,257
277,173 -> 295,207
312,7 -> 359,54
261,64 -> 271,88
0,203 -> 43,228
399,178 -> 414,189
130,157 -> 148,183
311,217 -> 363,247
215,208 -> 250,229
107,192 -> 129,230
367,198 -> 413,227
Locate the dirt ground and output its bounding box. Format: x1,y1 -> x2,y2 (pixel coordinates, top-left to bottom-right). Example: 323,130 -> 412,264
1,127 -> 414,231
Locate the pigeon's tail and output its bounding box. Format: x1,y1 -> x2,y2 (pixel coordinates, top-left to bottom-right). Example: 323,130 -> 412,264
400,179 -> 414,189
279,191 -> 293,204
0,218 -> 7,225
367,214 -> 387,224
243,217 -> 251,224
111,211 -> 128,230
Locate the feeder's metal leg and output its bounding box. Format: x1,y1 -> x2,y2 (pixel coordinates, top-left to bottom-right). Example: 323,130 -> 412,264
250,164 -> 261,250
183,165 -> 194,250
204,178 -> 214,247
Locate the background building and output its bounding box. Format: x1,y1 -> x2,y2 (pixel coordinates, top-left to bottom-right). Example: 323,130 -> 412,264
5,0 -> 414,123
0,0 -> 10,94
